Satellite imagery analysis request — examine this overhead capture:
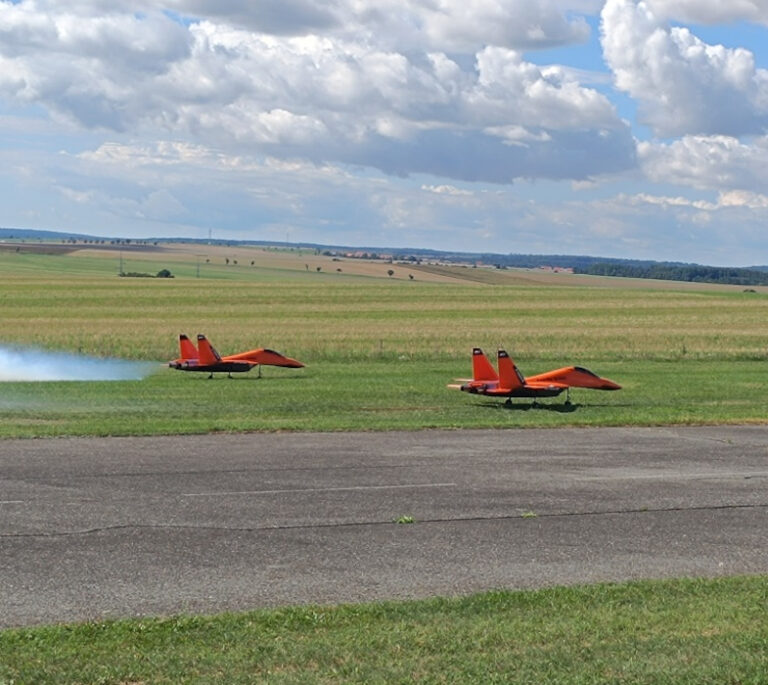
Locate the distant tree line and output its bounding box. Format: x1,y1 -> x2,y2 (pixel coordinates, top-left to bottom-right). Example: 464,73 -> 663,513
5,226 -> 768,285
575,263 -> 768,286
119,268 -> 174,279
434,253 -> 677,270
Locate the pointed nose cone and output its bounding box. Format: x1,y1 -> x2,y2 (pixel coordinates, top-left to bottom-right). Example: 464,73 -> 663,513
600,378 -> 622,390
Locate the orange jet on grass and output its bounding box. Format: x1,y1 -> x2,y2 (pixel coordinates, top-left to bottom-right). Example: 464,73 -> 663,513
449,348 -> 620,406
169,334 -> 304,378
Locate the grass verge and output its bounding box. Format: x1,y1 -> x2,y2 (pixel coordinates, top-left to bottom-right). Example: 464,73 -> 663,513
2,576 -> 768,684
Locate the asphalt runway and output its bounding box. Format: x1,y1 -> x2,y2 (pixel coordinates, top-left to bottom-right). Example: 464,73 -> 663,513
2,425 -> 768,628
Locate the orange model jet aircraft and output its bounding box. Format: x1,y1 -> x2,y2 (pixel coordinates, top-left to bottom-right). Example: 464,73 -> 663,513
449,347 -> 621,406
169,334 -> 304,378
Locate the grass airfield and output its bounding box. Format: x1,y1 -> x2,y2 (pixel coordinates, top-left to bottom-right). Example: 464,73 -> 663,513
2,358 -> 768,438
2,241 -> 768,683
1,241 -> 768,437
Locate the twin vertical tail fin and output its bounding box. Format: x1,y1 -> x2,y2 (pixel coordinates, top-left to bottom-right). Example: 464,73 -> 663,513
196,334 -> 222,365
178,334 -> 198,361
471,348 -> 498,382
497,350 -> 526,390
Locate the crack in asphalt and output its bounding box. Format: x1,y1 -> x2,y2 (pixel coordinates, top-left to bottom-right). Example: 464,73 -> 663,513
3,501 -> 767,539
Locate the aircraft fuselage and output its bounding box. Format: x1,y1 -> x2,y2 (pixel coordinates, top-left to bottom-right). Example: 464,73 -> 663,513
168,360 -> 253,373
460,381 -> 565,398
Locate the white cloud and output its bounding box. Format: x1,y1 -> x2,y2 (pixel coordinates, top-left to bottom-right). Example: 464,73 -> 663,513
421,184 -> 473,196
162,0 -> 594,52
0,2 -> 634,184
717,189 -> 768,208
392,0 -> 592,52
601,0 -> 768,137
630,193 -> 716,210
621,190 -> 768,211
639,135 -> 768,192
4,0 -> 596,52
645,0 -> 768,25
0,5 -> 190,131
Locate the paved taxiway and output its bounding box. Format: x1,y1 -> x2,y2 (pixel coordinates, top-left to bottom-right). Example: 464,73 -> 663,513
2,425 -> 768,627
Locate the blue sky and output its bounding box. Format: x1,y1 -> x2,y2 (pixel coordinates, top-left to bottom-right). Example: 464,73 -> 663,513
1,1 -> 768,265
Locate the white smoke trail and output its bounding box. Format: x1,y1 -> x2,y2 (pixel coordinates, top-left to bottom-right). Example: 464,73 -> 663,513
0,345 -> 156,381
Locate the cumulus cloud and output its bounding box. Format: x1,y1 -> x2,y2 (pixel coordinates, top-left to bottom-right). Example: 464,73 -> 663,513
16,0 -> 596,51
639,135 -> 768,191
601,0 -> 768,137
0,1 -> 634,183
621,190 -> 768,211
422,184 -> 473,196
0,4 -> 190,130
170,0 -> 343,36
161,0 -> 594,52
380,0 -> 592,52
645,0 -> 768,25
718,189 -> 768,207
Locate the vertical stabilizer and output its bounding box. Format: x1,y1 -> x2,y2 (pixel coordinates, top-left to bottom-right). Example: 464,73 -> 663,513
197,334 -> 222,365
497,350 -> 526,390
178,334 -> 198,361
471,348 -> 498,382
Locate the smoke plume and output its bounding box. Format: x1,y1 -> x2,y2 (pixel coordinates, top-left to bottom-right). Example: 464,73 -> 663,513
0,344 -> 155,381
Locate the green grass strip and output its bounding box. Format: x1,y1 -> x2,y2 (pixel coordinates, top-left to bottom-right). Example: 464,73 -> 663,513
0,359 -> 766,437
2,576 -> 768,684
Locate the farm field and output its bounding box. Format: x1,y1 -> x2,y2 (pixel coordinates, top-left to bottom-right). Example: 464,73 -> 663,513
1,243 -> 768,437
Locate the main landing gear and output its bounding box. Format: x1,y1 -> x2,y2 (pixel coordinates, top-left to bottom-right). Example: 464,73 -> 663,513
503,389 -> 572,408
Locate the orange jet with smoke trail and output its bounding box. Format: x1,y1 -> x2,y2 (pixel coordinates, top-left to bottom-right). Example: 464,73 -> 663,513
169,334 -> 304,378
449,348 -> 620,406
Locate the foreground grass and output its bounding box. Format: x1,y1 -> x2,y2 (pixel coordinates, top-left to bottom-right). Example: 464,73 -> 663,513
2,576 -> 768,684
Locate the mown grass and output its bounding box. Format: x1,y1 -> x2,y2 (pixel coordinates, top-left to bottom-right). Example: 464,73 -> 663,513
0,358 -> 767,437
2,248 -> 768,436
2,576 -> 768,684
